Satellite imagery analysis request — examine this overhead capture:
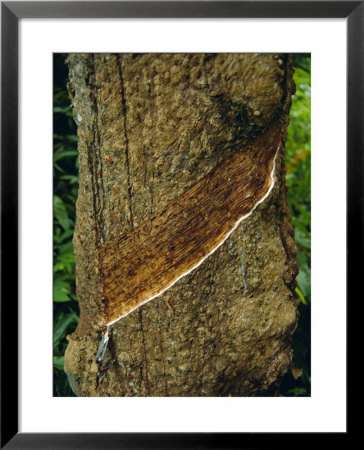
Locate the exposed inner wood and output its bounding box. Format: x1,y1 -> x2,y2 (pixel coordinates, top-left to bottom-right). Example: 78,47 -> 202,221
97,123 -> 282,325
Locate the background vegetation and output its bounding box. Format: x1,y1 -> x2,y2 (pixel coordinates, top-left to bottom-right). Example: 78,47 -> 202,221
53,54 -> 311,397
53,55 -> 79,396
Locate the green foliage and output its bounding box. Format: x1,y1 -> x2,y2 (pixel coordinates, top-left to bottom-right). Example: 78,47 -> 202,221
53,54 -> 79,396
53,53 -> 311,397
280,54 -> 311,397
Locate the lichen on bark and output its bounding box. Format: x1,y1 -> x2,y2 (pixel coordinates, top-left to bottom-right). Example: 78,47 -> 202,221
64,53 -> 298,397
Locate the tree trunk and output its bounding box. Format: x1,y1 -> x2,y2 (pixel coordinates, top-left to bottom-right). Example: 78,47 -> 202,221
64,53 -> 298,397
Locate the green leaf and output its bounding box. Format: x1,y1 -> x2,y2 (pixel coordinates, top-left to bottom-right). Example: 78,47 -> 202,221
55,240 -> 75,259
66,134 -> 79,143
54,149 -> 78,163
54,162 -> 65,173
54,279 -> 71,302
295,229 -> 311,250
53,262 -> 65,273
54,252 -> 75,266
296,268 -> 311,300
54,105 -> 72,115
297,250 -> 310,270
54,356 -> 65,371
54,195 -> 72,230
295,287 -> 307,305
53,228 -> 74,245
54,312 -> 79,349
286,387 -> 308,396
60,175 -> 79,184
54,288 -> 70,302
293,54 -> 311,73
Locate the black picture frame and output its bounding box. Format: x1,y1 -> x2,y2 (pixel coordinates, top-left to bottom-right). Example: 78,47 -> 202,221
1,1 -> 359,448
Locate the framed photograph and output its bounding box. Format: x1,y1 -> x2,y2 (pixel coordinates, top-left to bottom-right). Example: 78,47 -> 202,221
2,1 -> 358,448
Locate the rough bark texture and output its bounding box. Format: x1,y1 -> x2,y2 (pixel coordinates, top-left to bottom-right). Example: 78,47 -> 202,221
64,53 -> 298,397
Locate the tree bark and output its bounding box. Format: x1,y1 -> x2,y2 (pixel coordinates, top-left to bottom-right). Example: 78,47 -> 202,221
64,53 -> 298,397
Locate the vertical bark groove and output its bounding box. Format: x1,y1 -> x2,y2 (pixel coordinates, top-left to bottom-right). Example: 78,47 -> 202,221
116,55 -> 134,230
138,308 -> 151,396
86,55 -> 106,247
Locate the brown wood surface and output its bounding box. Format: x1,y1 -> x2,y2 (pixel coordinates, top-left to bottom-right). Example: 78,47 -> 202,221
65,53 -> 298,397
97,123 -> 282,324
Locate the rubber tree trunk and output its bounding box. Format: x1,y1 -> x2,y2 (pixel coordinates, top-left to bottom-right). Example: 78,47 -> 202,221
64,53 -> 298,397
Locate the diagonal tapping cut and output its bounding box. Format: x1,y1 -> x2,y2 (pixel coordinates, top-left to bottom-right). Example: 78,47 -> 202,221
97,122 -> 283,328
